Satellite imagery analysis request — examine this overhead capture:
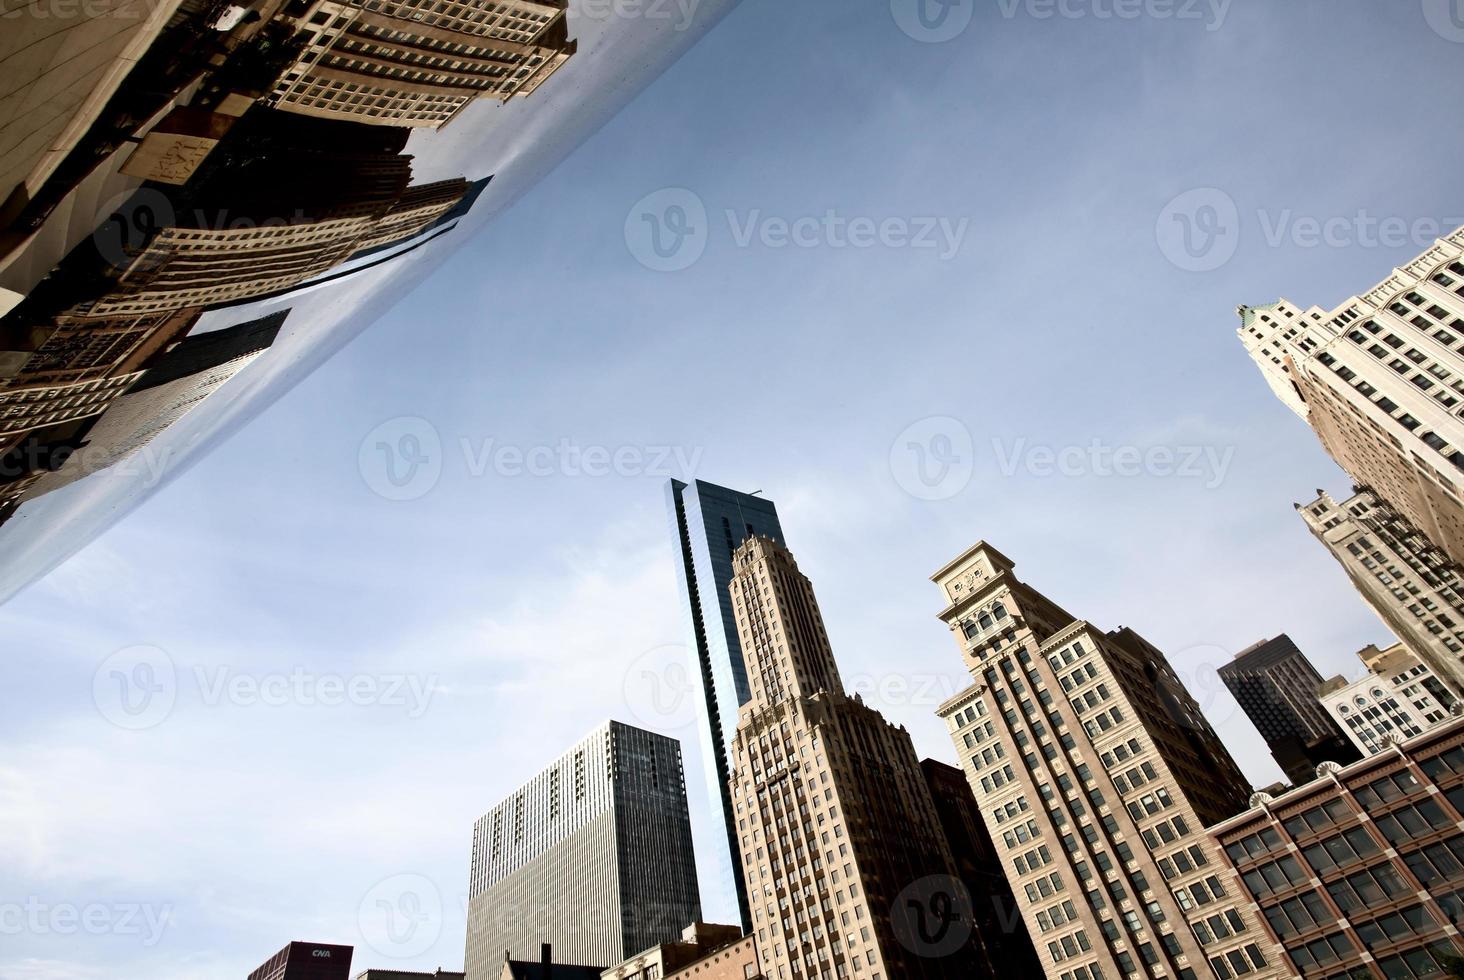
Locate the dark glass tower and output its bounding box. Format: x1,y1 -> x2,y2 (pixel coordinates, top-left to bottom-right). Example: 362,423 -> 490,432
1219,634 -> 1361,783
664,479 -> 784,932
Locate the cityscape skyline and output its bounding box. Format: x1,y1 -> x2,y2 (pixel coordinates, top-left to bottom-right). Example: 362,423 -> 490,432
7,1 -> 1464,978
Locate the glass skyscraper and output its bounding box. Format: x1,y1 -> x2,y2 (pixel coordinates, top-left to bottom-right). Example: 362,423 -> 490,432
664,479 -> 784,931
462,720 -> 700,979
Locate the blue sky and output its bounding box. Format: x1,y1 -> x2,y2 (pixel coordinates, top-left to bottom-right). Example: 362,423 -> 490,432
5,0 -> 1464,976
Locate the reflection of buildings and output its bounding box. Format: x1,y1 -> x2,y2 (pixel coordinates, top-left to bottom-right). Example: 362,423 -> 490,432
0,107 -> 465,527
932,542 -> 1286,980
270,0 -> 576,128
1301,487 -> 1464,695
1218,635 -> 1361,784
76,112 -> 466,316
29,312 -> 286,499
1319,642 -> 1458,756
462,721 -> 700,980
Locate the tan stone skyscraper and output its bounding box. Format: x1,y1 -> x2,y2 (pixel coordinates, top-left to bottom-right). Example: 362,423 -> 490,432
1239,226 -> 1464,564
932,542 -> 1287,980
1300,487 -> 1464,695
726,537 -> 989,980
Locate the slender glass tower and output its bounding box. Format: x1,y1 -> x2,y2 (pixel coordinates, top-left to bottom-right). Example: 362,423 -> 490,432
664,479 -> 784,931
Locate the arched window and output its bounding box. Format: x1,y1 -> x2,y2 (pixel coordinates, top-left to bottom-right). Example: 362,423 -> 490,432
978,614 -> 993,630
993,603 -> 1008,620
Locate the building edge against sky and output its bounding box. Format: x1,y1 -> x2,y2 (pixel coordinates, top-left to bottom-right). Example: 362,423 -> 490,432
1240,227 -> 1464,667
462,719 -> 700,979
931,540 -> 1287,980
664,479 -> 784,931
1299,487 -> 1464,695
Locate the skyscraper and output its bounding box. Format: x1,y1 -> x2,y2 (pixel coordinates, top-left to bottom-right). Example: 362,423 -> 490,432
462,720 -> 701,980
726,536 -> 986,980
932,541 -> 1285,980
1238,226 -> 1464,564
1300,487 -> 1464,695
665,479 -> 785,931
1217,635 -> 1359,784
1318,641 -> 1459,756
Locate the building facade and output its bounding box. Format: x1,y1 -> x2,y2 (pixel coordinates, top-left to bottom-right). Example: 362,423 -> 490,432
463,721 -> 701,980
249,941 -> 354,979
726,536 -> 988,980
1318,642 -> 1458,756
665,479 -> 786,931
1217,635 -> 1359,784
662,935 -> 762,980
919,758 -> 1046,977
1300,487 -> 1464,694
354,971 -> 464,980
599,923 -> 748,980
269,0 -> 576,129
932,541 -> 1286,980
1209,717 -> 1464,979
1239,227 -> 1464,566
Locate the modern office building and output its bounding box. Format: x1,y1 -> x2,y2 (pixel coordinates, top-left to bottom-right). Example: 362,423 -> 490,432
932,541 -> 1285,980
463,721 -> 701,980
1209,717 -> 1464,979
1318,642 -> 1458,755
920,758 -> 1046,977
1218,635 -> 1359,784
248,941 -> 354,979
1239,227 -> 1464,565
665,479 -> 785,931
268,0 -> 577,129
598,923 -> 749,980
726,536 -> 988,980
1301,487 -> 1464,695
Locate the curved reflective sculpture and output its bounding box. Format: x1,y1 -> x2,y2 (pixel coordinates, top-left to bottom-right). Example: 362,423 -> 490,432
0,0 -> 736,603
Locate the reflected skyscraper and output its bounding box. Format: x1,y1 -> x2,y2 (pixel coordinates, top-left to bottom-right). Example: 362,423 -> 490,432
665,479 -> 784,931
